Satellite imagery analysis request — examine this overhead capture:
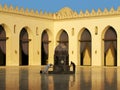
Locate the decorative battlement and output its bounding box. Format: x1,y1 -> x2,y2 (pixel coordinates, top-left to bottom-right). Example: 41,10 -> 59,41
0,4 -> 54,19
0,4 -> 120,20
55,6 -> 120,20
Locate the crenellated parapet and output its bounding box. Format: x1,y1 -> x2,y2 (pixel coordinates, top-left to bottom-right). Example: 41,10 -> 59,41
54,6 -> 120,20
0,4 -> 120,20
0,4 -> 54,19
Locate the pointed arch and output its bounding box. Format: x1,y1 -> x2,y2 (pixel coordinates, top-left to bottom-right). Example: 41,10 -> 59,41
102,26 -> 117,66
79,28 -> 92,66
54,29 -> 69,66
40,28 -> 53,65
0,25 -> 7,66
0,24 -> 11,66
41,30 -> 49,65
56,29 -> 69,47
19,27 -> 31,66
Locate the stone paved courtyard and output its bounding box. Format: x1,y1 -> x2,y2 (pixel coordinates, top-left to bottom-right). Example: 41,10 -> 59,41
0,66 -> 119,90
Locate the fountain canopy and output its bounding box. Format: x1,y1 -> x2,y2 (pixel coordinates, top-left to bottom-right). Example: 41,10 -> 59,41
49,43 -> 74,74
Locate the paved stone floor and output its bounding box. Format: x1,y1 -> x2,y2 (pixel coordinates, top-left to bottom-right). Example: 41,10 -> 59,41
0,66 -> 119,90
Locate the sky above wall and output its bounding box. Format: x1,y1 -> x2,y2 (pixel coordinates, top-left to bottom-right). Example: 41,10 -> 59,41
0,0 -> 120,13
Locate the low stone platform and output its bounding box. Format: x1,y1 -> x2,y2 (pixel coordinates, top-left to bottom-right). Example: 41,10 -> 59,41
48,65 -> 75,74
48,71 -> 75,74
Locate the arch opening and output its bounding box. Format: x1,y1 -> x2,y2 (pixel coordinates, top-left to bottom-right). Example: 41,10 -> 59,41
104,27 -> 117,66
0,25 -> 6,66
19,28 -> 29,66
80,29 -> 91,66
59,30 -> 69,47
41,30 -> 49,65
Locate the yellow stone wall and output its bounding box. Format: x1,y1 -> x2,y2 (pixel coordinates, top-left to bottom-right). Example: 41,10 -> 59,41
0,5 -> 120,66
54,16 -> 120,66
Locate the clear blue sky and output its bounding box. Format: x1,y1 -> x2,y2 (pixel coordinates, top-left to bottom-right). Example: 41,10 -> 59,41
0,0 -> 120,13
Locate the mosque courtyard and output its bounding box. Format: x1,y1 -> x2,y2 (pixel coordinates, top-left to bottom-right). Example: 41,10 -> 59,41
0,66 -> 119,90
